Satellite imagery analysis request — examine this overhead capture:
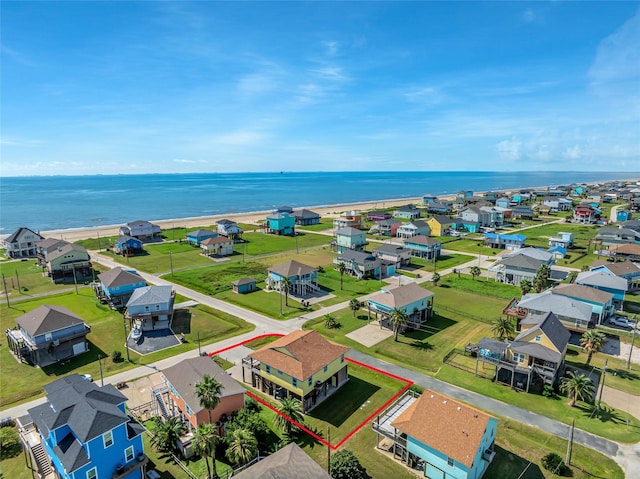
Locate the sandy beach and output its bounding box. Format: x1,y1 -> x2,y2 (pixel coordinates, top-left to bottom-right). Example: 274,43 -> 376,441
39,196 -> 429,243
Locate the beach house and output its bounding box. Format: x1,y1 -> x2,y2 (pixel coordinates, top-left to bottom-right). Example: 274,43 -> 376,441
114,235 -> 143,256
590,260 -> 640,291
96,267 -> 146,308
6,305 -> 91,367
573,205 -> 597,224
576,270 -> 628,307
263,212 -> 296,236
369,218 -> 402,237
2,227 -> 43,258
125,285 -> 175,331
551,283 -> 614,325
373,389 -> 497,479
426,201 -> 454,214
516,291 -> 595,331
548,232 -> 574,249
292,208 -> 321,226
396,220 -> 431,238
483,233 -> 526,251
426,215 -> 455,237
366,283 -> 434,331
120,220 -> 162,241
186,229 -> 217,246
200,236 -> 234,256
459,206 -> 492,228
373,243 -> 412,269
334,226 -> 368,253
403,235 -> 442,259
336,250 -> 382,279
595,227 -> 640,246
24,374 -> 146,479
266,260 -> 319,296
216,219 -> 243,241
242,330 -> 349,413
489,248 -> 554,286
36,238 -> 68,264
393,204 -> 422,219
333,210 -> 362,229
45,243 -> 92,283
232,443 -> 331,479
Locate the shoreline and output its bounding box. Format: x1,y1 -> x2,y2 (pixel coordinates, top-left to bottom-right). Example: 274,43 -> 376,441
6,178 -> 639,244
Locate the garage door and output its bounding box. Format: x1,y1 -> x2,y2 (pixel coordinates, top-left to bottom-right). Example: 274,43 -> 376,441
72,342 -> 87,356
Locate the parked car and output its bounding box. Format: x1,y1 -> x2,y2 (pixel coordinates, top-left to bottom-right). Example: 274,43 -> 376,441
81,374 -> 93,382
609,317 -> 632,329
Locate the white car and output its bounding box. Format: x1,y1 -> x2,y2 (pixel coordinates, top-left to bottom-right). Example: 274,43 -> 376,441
81,374 -> 93,382
609,317 -> 632,329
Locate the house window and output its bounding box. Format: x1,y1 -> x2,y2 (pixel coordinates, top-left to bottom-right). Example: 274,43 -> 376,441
534,335 -> 541,342
45,333 -> 52,342
87,467 -> 97,479
103,431 -> 113,448
185,404 -> 192,417
512,353 -> 525,363
323,365 -> 328,373
265,365 -> 271,374
125,445 -> 134,462
145,305 -> 150,312
292,378 -> 297,387
277,370 -> 282,375
447,457 -> 455,467
341,354 -> 345,363
308,376 -> 313,387
155,304 -> 161,311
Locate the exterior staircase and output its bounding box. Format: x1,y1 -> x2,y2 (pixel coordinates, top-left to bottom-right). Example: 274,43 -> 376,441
154,390 -> 170,420
31,442 -> 53,477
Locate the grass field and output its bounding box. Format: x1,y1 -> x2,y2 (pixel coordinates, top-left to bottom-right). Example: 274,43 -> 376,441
0,291 -> 254,408
438,273 -> 522,299
233,231 -> 331,256
102,242 -> 214,274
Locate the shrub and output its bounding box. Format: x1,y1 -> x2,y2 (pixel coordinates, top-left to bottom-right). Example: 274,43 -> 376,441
541,452 -> 568,474
542,385 -> 555,398
111,350 -> 123,363
330,449 -> 368,479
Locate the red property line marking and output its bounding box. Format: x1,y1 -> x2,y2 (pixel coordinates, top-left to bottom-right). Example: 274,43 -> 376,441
209,333 -> 413,450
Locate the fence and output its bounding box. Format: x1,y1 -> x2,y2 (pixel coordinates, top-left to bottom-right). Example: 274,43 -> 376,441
435,304 -> 493,324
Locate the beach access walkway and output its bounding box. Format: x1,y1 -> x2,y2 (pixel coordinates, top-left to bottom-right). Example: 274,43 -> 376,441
4,248 -> 639,477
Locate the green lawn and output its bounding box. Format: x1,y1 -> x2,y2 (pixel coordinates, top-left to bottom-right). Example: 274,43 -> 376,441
168,260 -> 268,296
316,268 -> 388,303
439,273 -> 522,300
101,242 -> 214,274
0,292 -> 254,408
216,284 -> 316,319
408,253 -> 473,272
296,219 -> 335,231
232,231 -> 331,256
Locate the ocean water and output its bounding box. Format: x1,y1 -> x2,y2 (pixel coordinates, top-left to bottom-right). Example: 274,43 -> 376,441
0,171 -> 637,233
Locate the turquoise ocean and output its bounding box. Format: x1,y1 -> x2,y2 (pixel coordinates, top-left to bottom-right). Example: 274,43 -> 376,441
1,171 -> 638,233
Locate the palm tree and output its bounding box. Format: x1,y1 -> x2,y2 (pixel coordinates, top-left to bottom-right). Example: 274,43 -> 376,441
560,371 -> 595,407
274,397 -> 305,436
193,423 -> 219,479
470,266 -> 481,280
491,317 -> 515,341
389,307 -> 409,342
280,276 -> 292,307
519,279 -> 532,296
580,330 -> 607,365
226,428 -> 258,466
194,374 -> 223,423
150,417 -> 186,453
324,313 -> 339,329
349,299 -> 361,317
337,261 -> 347,290
533,273 -> 548,293
432,272 -> 441,287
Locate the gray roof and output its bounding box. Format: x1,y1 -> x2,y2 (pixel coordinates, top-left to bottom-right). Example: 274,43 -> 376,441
376,219 -> 402,226
512,312 -> 570,362
232,277 -> 256,286
268,260 -> 317,277
403,235 -> 441,247
36,238 -> 68,252
518,292 -> 592,322
216,219 -> 236,225
552,283 -> 613,305
188,229 -> 215,238
335,226 -> 364,236
17,305 -> 86,337
126,285 -> 173,307
162,357 -> 245,413
98,267 -> 145,289
368,283 -> 434,309
509,341 -> 562,363
115,234 -> 140,244
337,249 -> 377,264
496,254 -> 546,271
374,243 -> 408,255
233,443 -> 331,479
47,243 -> 89,262
4,227 -> 43,244
28,375 -> 129,472
430,215 -> 454,224
292,209 -> 320,219
576,271 -> 628,290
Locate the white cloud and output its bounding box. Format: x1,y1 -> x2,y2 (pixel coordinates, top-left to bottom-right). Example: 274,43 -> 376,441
310,66 -> 350,82
563,145 -> 582,160
496,138 -> 523,161
404,86 -> 449,106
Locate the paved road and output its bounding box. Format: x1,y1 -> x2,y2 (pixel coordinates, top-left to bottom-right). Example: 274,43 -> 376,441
3,249 -> 638,477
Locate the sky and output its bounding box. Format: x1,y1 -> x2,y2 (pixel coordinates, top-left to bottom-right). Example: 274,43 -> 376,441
1,1 -> 639,176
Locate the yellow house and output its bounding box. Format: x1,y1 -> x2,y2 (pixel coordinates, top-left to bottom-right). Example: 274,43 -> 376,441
242,330 -> 349,412
426,215 -> 454,237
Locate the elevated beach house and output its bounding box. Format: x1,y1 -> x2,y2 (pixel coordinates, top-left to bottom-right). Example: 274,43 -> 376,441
3,227 -> 43,258
292,208 -> 321,226
333,226 -> 368,253
96,267 -> 146,308
200,236 -> 234,256
489,248 -> 554,286
36,238 -> 68,264
402,235 -> 442,260
6,305 -> 90,367
595,227 -> 640,247
396,220 -> 431,239
590,260 -> 640,291
186,229 -> 217,246
266,260 -> 319,296
373,243 -> 412,269
367,283 -> 434,331
114,235 -> 143,256
373,389 -> 497,479
426,215 -> 455,237
576,270 -> 628,307
573,205 -> 597,224
393,204 -> 422,220
120,220 -> 161,241
45,243 -> 92,283
154,357 -> 245,455
336,249 -> 382,280
475,312 -> 570,392
216,219 -> 243,241
483,233 -> 526,251
514,291 -> 595,331
242,330 -> 349,413
333,210 -> 362,229
548,231 -> 574,249
263,212 -> 295,236
24,374 -> 147,479
552,283 -> 614,325
233,443 -> 331,479
369,218 -> 402,237
125,285 -> 175,331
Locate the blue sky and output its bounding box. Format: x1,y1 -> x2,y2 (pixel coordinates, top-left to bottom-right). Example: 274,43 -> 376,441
1,1 -> 639,176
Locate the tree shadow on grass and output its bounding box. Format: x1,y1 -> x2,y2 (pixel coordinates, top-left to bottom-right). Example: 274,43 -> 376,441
613,369 -> 639,381
486,444 -> 545,479
410,340 -> 433,352
171,310 -> 191,334
41,342 -> 107,377
308,376 -> 380,427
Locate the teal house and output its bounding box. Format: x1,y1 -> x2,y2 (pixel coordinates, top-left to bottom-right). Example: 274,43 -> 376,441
374,389 -> 497,479
367,283 -> 434,331
264,213 -> 295,236
186,229 -> 217,246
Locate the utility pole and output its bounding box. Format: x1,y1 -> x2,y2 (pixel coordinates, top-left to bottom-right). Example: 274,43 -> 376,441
2,273 -> 10,307
98,354 -> 104,386
72,263 -> 78,294
327,426 -> 331,475
628,315 -> 637,369
597,359 -> 608,411
15,269 -> 21,294
197,332 -> 201,356
565,419 -> 574,465
169,250 -> 174,275
123,316 -> 130,362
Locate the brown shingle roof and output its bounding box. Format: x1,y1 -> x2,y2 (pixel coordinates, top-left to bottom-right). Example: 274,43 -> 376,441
552,283 -> 613,304
367,283 -> 434,309
249,330 -> 349,380
597,260 -> 640,276
233,443 -> 331,479
200,236 -> 233,245
609,244 -> 640,256
403,235 -> 441,247
391,390 -> 495,468
267,260 -> 317,278
98,267 -> 144,288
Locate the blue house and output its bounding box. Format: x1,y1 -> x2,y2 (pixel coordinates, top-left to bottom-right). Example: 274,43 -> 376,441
264,213 -> 296,236
334,226 -> 368,253
367,283 -> 434,331
114,235 -> 143,255
266,260 -> 319,296
26,374 -> 147,479
589,261 -> 640,293
97,267 -> 146,307
186,229 -> 217,246
484,233 -> 526,250
125,285 -> 175,331
495,197 -> 511,209
6,305 -> 90,367
403,235 -> 442,260
552,283 -> 615,325
576,270 -> 627,307
336,250 -> 381,280
617,210 -> 632,222
374,389 -> 497,479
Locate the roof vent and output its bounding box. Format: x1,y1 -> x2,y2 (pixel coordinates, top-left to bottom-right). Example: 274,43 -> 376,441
430,394 -> 435,398
457,406 -> 462,411
443,400 -> 447,404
